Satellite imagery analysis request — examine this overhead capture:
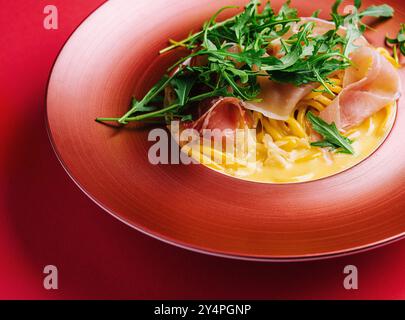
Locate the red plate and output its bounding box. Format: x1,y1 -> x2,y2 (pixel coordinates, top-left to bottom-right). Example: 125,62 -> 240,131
46,0 -> 405,261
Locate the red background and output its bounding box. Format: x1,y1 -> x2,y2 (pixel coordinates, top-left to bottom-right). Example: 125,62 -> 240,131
0,0 -> 404,299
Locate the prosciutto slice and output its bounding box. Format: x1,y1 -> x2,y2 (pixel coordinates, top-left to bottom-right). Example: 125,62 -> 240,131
320,46 -> 401,129
187,97 -> 252,136
245,80 -> 316,120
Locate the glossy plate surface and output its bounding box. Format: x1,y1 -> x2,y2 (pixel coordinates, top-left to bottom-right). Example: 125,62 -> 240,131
47,0 -> 405,260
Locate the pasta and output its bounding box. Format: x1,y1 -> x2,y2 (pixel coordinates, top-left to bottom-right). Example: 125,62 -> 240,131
198,50 -> 398,183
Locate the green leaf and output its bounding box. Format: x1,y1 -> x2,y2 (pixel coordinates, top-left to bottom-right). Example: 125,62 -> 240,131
232,10 -> 251,45
311,9 -> 321,18
359,4 -> 394,18
331,0 -> 394,56
307,112 -> 354,155
332,0 -> 343,14
228,68 -> 249,84
278,0 -> 298,19
204,38 -> 218,51
181,114 -> 193,122
130,98 -> 158,112
171,75 -> 196,106
311,140 -> 337,149
354,0 -> 362,9
386,23 -> 405,57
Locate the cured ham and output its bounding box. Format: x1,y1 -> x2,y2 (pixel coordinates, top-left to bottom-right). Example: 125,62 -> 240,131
188,97 -> 252,136
320,46 -> 401,129
245,80 -> 316,120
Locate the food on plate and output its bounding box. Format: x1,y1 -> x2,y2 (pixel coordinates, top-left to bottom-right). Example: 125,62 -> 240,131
97,0 -> 402,183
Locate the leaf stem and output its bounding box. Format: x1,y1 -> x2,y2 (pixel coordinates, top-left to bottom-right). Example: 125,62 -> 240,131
118,75 -> 174,124
159,9 -> 241,54
96,89 -> 227,124
313,68 -> 335,97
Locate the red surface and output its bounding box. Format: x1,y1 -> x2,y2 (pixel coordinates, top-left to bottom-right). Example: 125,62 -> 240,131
1,0 -> 405,299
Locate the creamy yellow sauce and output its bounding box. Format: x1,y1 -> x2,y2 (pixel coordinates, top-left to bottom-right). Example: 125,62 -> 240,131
204,104 -> 396,184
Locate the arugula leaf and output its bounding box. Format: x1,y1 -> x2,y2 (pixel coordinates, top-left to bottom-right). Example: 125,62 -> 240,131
181,114 -> 193,122
343,11 -> 363,56
307,112 -> 354,154
231,4 -> 253,46
386,23 -> 405,56
129,98 -> 158,113
312,10 -> 321,18
359,4 -> 394,18
331,0 -> 394,56
278,0 -> 298,20
311,140 -> 338,149
171,75 -> 196,106
114,74 -> 174,124
228,67 -> 249,83
332,0 -> 343,15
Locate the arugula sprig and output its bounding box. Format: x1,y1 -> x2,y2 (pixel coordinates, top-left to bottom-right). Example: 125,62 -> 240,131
307,111 -> 354,154
331,0 -> 394,56
386,23 -> 405,57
